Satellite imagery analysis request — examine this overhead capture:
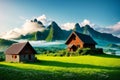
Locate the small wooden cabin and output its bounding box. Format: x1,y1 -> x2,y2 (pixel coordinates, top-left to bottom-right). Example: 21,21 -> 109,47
5,42 -> 37,62
65,31 -> 97,51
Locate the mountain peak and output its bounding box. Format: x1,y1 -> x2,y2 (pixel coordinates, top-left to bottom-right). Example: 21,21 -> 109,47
82,25 -> 93,35
30,18 -> 43,25
75,23 -> 80,27
83,25 -> 91,28
73,23 -> 82,33
51,21 -> 58,26
34,18 -> 37,22
37,21 -> 43,25
48,21 -> 61,31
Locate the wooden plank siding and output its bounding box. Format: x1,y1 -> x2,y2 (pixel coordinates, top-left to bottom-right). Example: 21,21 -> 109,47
65,31 -> 97,51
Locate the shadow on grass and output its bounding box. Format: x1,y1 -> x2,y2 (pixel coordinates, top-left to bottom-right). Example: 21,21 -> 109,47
0,63 -> 50,73
93,54 -> 120,59
0,64 -> 62,80
0,61 -> 120,80
27,60 -> 120,71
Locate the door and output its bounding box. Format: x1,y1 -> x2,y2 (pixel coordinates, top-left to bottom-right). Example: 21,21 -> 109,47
28,55 -> 31,60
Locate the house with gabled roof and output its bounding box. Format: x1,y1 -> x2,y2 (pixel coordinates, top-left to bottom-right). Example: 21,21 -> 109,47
5,42 -> 37,62
65,31 -> 97,51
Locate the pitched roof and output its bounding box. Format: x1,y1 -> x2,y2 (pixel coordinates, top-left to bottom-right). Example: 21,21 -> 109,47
5,42 -> 36,55
65,31 -> 97,44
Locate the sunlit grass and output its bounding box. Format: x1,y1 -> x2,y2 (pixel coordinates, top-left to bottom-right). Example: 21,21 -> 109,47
0,54 -> 120,80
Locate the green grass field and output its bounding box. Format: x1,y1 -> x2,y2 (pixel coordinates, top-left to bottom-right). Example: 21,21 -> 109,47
0,54 -> 120,80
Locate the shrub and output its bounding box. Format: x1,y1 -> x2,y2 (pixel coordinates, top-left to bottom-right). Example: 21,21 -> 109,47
0,52 -> 5,61
65,51 -> 70,57
45,48 -> 104,57
0,55 -> 5,61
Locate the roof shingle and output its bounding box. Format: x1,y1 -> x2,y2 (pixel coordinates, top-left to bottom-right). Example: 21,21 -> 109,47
5,42 -> 29,55
74,31 -> 97,44
65,31 -> 97,44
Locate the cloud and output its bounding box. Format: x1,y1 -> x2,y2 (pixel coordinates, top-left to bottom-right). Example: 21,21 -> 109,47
61,22 -> 75,30
112,22 -> 120,31
80,19 -> 90,26
37,14 -> 51,26
1,14 -> 120,39
110,22 -> 120,37
80,19 -> 95,27
0,15 -> 47,39
80,19 -> 120,37
94,21 -> 120,38
29,41 -> 65,47
77,19 -> 120,38
60,19 -> 94,31
21,20 -> 45,35
37,14 -> 46,20
0,30 -> 21,39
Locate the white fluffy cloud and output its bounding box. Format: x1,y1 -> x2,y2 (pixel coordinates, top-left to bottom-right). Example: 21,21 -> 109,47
110,22 -> 120,37
61,19 -> 94,31
37,14 -> 46,20
21,20 -> 44,35
80,19 -> 90,26
37,14 -> 51,26
94,21 -> 120,38
61,22 -> 75,30
0,30 -> 21,39
80,19 -> 95,27
112,22 -> 120,31
0,15 -> 48,39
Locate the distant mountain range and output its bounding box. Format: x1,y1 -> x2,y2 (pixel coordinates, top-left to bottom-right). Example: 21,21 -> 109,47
73,24 -> 120,43
1,19 -> 120,47
0,39 -> 16,46
17,21 -> 71,41
13,20 -> 120,43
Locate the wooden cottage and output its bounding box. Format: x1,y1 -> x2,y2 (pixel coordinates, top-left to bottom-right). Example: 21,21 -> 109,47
65,31 -> 97,51
5,42 -> 37,62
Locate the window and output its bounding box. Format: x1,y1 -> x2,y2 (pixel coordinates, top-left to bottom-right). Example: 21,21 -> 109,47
15,55 -> 17,58
12,55 -> 17,59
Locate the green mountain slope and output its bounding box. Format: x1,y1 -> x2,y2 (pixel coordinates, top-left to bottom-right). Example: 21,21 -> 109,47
0,38 -> 16,51
46,25 -> 54,41
0,38 -> 16,46
16,21 -> 120,43
73,23 -> 82,33
46,21 -> 70,41
82,25 -> 120,43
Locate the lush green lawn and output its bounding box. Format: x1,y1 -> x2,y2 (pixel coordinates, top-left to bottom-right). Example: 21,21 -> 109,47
0,54 -> 120,80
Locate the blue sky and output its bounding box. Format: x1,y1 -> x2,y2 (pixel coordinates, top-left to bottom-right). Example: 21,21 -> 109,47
0,0 -> 120,33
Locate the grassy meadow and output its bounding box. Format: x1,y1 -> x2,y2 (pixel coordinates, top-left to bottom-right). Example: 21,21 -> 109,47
0,54 -> 120,80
